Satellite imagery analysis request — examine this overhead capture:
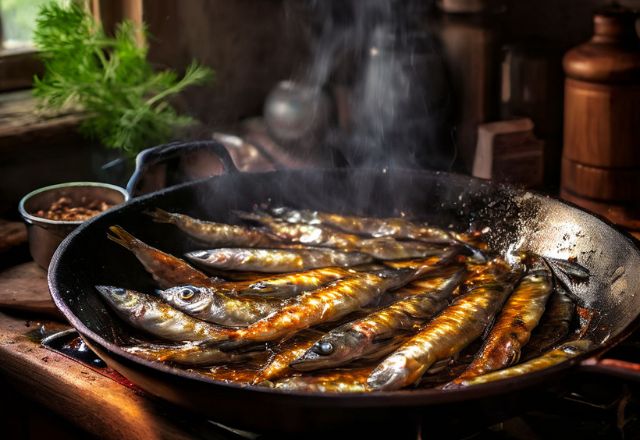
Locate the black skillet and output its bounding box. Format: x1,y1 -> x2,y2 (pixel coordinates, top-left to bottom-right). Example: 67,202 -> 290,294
48,140 -> 640,434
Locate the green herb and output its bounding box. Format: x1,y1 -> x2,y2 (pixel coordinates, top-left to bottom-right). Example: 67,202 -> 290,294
32,2 -> 214,155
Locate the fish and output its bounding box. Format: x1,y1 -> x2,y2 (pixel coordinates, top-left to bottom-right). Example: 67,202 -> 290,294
266,207 -> 473,245
451,258 -> 553,382
156,285 -> 284,327
124,341 -> 266,367
366,267 -> 519,391
228,265 -> 436,344
290,267 -> 466,371
253,332 -> 321,384
95,286 -> 230,342
221,267 -> 354,298
237,211 -> 450,260
107,225 -> 217,289
185,247 -> 373,273
148,208 -> 278,247
445,340 -> 592,388
523,284 -> 576,360
274,367 -> 373,393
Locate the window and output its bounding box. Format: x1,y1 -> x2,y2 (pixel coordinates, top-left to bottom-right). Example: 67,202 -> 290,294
0,0 -> 70,91
0,0 -> 140,92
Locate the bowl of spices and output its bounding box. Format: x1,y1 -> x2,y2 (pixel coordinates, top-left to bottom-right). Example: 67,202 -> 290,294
19,182 -> 129,268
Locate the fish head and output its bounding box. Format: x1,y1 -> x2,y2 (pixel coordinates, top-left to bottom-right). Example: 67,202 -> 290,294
289,330 -> 365,371
158,285 -> 211,315
185,249 -> 229,265
366,353 -> 414,391
95,285 -> 142,312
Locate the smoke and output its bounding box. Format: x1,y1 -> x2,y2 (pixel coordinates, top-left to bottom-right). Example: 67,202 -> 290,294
297,0 -> 454,170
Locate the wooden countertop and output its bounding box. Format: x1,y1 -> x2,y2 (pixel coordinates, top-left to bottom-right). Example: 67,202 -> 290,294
0,262 -> 233,440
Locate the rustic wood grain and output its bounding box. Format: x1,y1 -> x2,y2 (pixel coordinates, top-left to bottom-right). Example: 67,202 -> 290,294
0,262 -> 62,318
0,312 -> 199,440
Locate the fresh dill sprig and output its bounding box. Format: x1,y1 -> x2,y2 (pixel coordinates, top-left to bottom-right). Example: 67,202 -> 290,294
32,2 -> 214,155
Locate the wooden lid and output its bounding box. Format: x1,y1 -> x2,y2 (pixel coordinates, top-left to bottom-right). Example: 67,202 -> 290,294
563,6 -> 640,83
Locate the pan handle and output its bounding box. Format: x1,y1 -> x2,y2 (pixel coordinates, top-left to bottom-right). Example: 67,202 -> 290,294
579,356 -> 640,382
126,140 -> 239,197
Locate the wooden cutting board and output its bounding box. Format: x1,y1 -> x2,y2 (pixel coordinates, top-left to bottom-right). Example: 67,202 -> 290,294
0,262 -> 63,319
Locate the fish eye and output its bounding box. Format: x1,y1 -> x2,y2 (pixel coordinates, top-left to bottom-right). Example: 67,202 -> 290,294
179,287 -> 196,300
314,341 -> 334,355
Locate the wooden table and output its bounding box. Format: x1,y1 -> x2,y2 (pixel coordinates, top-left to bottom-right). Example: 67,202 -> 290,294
0,262 -> 236,440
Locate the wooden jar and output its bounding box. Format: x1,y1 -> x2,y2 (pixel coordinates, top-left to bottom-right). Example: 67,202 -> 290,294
561,7 -> 640,228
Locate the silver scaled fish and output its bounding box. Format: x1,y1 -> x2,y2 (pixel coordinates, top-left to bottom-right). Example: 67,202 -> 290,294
185,247 -> 373,273
107,225 -> 217,289
452,258 -> 553,382
446,340 -> 592,388
290,267 -> 466,371
366,264 -> 519,391
95,286 -> 231,342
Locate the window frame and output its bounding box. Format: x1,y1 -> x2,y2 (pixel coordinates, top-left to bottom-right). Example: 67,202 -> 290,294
0,0 -> 143,93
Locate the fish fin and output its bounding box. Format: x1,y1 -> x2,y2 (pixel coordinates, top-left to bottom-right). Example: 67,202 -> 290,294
543,258 -> 587,307
107,225 -> 140,250
481,314 -> 497,340
146,208 -> 176,224
543,256 -> 590,281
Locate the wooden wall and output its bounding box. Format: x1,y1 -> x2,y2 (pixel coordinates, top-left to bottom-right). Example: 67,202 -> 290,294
143,0 -> 310,127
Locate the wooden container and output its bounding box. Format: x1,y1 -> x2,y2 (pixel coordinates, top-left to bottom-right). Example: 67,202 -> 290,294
561,7 -> 640,227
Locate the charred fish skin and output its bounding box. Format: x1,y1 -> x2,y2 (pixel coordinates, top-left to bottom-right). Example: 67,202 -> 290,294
290,268 -> 466,372
157,285 -> 283,327
107,225 -> 215,289
447,340 -> 592,388
95,286 -> 230,342
453,259 -> 553,382
185,248 -> 373,273
274,368 -> 373,393
230,269 -> 419,344
523,284 -> 576,360
148,208 -> 277,247
367,271 -> 519,391
124,341 -> 263,367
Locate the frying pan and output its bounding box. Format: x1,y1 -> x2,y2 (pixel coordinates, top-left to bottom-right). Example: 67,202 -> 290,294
48,140 -> 640,434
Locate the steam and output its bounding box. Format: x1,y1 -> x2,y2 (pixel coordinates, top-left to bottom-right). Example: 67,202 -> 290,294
298,0 -> 454,169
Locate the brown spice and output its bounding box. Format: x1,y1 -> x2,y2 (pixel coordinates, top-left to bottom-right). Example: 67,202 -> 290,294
35,196 -> 114,221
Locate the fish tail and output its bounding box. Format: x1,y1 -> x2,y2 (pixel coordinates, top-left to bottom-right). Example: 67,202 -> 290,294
107,225 -> 141,251
146,208 -> 177,225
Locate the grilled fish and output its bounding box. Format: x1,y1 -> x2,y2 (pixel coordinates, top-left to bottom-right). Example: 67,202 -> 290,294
124,341 -> 264,367
446,340 -> 592,388
185,248 -> 373,273
253,332 -> 320,383
228,266 -> 430,344
95,286 -> 230,342
107,226 -> 216,289
157,285 -> 283,327
290,267 -> 466,371
238,211 -> 449,260
222,267 -> 354,298
266,207 -> 469,245
274,367 -> 373,393
523,284 -> 576,359
367,267 -> 519,391
148,208 -> 278,247
452,258 -> 553,382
